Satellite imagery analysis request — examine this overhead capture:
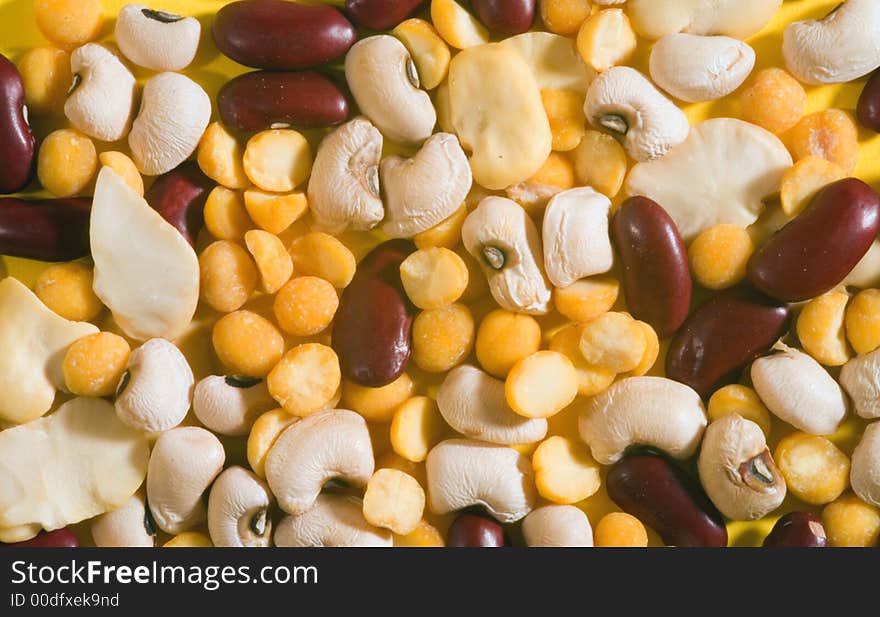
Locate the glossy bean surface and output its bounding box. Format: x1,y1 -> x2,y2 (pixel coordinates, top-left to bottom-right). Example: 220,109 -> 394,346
857,70 -> 880,132
472,0 -> 536,36
332,240 -> 416,388
145,162 -> 213,248
345,0 -> 425,31
612,196 -> 691,338
0,197 -> 90,261
607,450 -> 728,548
447,513 -> 508,547
762,512 -> 827,547
0,53 -> 35,195
213,0 -> 356,70
3,528 -> 79,547
748,178 -> 880,303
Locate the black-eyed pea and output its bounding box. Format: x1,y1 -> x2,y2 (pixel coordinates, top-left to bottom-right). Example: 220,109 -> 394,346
845,289 -> 880,355
476,309 -> 542,379
776,433 -> 851,506
98,152 -> 143,197
541,89 -> 586,152
400,247 -> 468,310
572,130 -> 627,199
34,261 -> 103,322
243,189 -> 309,235
244,230 -> 293,294
532,436 -> 601,504
576,8 -> 637,73
34,0 -> 104,49
780,156 -> 846,217
274,276 -> 339,337
394,519 -> 445,547
63,332 -> 130,398
37,129 -> 97,198
289,232 -> 357,289
390,396 -> 448,463
197,122 -> 249,189
822,493 -> 880,547
362,468 -> 425,535
553,276 -> 619,324
579,312 -> 647,374
268,343 -> 341,417
796,291 -> 851,367
207,466 -> 273,547
204,187 -> 252,241
549,323 -> 616,397
198,240 -> 258,313
246,408 -> 298,479
430,0 -> 489,49
707,384 -> 772,438
213,310 -> 285,378
413,204 -> 467,250
506,350 -> 578,419
412,303 -> 474,373
688,224 -> 754,290
392,18 -> 451,90
243,129 -> 312,193
16,46 -> 70,113
341,373 -> 414,423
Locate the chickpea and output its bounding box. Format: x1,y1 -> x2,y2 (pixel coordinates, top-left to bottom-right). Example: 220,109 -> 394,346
34,262 -> 103,322
213,311 -> 285,378
63,332 -> 130,397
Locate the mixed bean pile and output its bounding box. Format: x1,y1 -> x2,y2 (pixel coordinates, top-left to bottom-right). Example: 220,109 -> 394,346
3,0 -> 880,548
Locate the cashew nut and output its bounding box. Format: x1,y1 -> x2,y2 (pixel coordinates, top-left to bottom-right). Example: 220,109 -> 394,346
128,72 -> 211,176
585,66 -> 689,162
436,365 -> 547,445
461,196 -> 552,315
274,494 -> 392,547
207,466 -> 273,547
783,0 -> 880,85
840,347 -> 880,419
578,376 -> 708,465
751,343 -> 848,435
146,426 -> 225,534
115,4 -> 201,71
91,493 -> 155,548
64,43 -> 136,142
521,505 -> 594,548
851,422 -> 880,507
425,438 -> 538,523
627,0 -> 782,40
649,34 -> 755,103
193,375 -> 276,436
697,414 -> 786,521
542,187 -> 613,288
114,338 -> 194,433
265,409 -> 374,516
380,132 -> 472,238
344,35 -> 436,145
307,117 -> 384,235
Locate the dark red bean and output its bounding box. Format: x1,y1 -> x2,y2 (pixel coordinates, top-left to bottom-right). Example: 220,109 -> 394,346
612,196 -> 691,338
0,197 -> 90,261
213,0 -> 356,71
857,70 -> 880,132
472,0 -> 536,36
0,53 -> 35,195
665,290 -> 790,398
607,450 -> 728,548
218,71 -> 349,132
332,240 -> 416,387
2,528 -> 79,547
762,512 -> 827,547
748,178 -> 880,303
145,162 -> 213,248
345,0 -> 425,31
447,513 -> 508,547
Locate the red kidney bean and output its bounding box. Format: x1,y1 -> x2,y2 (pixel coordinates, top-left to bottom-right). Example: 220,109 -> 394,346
218,71 -> 349,132
607,449 -> 728,548
858,70 -> 880,132
762,512 -> 827,547
2,528 -> 79,547
345,0 -> 425,31
612,196 -> 692,338
0,197 -> 90,262
332,240 -> 416,388
0,53 -> 35,195
665,290 -> 790,398
213,0 -> 356,71
472,0 -> 536,35
145,162 -> 213,248
748,178 -> 880,303
447,513 -> 508,547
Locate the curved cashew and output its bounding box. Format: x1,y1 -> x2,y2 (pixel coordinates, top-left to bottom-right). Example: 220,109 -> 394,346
64,44 -> 136,142
207,466 -> 273,547
265,409 -> 374,515
627,0 -> 782,40
783,0 -> 880,85
115,4 -> 201,71
649,34 -> 755,103
380,132 -> 472,238
839,347 -> 880,419
307,117 -> 384,234
751,343 -> 848,435
584,66 -> 689,162
542,187 -> 613,288
146,426 -> 225,534
274,494 -> 392,547
697,414 -> 786,521
193,375 -> 276,436
129,72 -> 211,176
345,35 -> 435,144
522,505 -> 593,547
91,493 -> 155,548
851,422 -> 880,507
578,376 -> 707,465
114,338 -> 194,433
461,196 -> 552,315
436,365 -> 547,445
425,438 -> 538,523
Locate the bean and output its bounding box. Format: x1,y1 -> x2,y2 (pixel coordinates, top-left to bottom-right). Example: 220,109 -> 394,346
218,71 -> 349,132
612,196 -> 691,338
333,240 -> 416,388
0,53 -> 35,195
145,162 -> 214,248
762,512 -> 827,547
212,0 -> 356,71
665,290 -> 790,398
472,0 -> 536,36
0,197 -> 90,261
857,70 -> 880,132
447,512 -> 508,547
3,528 -> 79,547
345,0 -> 425,31
748,178 -> 880,303
606,449 -> 728,547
